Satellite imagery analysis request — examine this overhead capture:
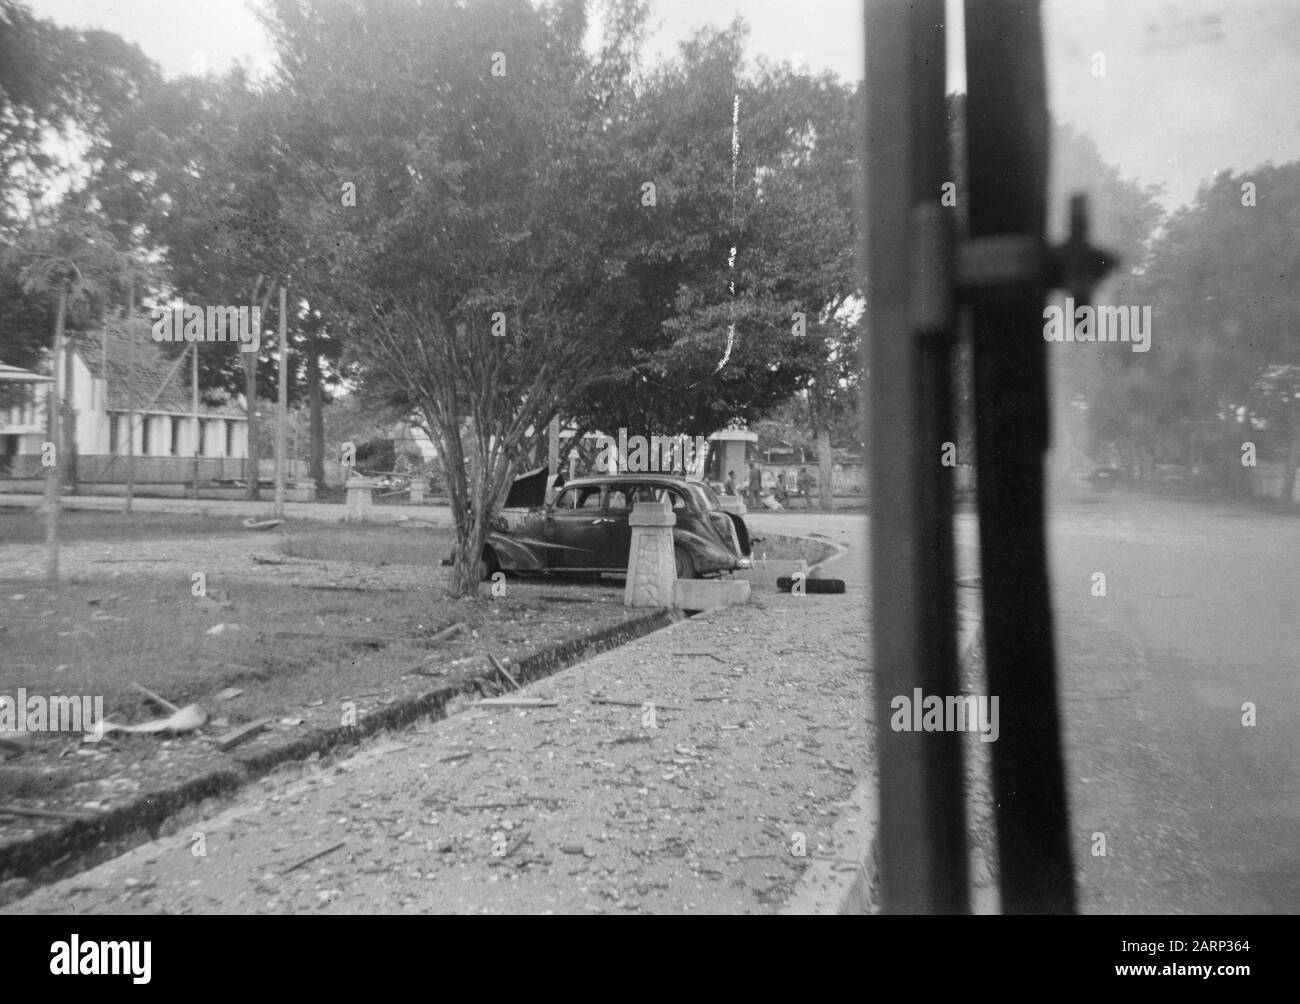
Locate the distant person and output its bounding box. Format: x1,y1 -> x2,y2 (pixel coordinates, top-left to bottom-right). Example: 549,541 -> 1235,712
747,464 -> 762,501
725,470 -> 737,495
775,471 -> 788,501
797,466 -> 814,499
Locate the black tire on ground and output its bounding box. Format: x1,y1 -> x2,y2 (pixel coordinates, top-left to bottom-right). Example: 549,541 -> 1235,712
777,575 -> 845,594
674,546 -> 696,580
479,547 -> 500,581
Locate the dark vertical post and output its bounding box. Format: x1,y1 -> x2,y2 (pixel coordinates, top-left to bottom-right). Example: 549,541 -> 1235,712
864,0 -> 967,913
963,0 -> 1076,913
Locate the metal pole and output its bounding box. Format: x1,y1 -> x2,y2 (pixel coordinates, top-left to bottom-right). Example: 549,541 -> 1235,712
963,0 -> 1075,913
864,0 -> 967,913
191,338 -> 200,493
44,288 -> 67,583
124,277 -> 132,513
275,285 -> 287,518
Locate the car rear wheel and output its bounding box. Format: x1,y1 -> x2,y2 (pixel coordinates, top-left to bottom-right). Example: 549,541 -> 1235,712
674,545 -> 696,580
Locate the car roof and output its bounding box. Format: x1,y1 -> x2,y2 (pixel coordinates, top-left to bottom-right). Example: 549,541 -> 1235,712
563,474 -> 698,487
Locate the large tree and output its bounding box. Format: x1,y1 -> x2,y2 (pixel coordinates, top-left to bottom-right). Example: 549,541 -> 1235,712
0,0 -> 155,369
1133,163 -> 1300,501
4,210 -> 130,578
89,67 -> 348,496
568,26 -> 864,443
261,0 -> 654,596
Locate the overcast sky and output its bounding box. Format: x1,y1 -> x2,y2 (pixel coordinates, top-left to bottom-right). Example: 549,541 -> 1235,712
26,0 -> 1300,210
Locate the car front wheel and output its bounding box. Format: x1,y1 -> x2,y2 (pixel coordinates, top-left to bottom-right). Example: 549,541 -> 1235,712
674,545 -> 696,580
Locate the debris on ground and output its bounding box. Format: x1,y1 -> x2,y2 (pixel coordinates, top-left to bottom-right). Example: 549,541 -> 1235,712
100,703 -> 207,736
474,697 -> 557,708
130,682 -> 179,715
279,839 -> 346,876
487,653 -> 521,690
212,717 -> 274,752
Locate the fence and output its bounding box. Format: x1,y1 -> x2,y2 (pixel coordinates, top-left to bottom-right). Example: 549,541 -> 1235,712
0,454 -> 340,484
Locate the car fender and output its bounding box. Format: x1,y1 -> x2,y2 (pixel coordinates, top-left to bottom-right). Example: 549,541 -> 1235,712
718,511 -> 751,557
485,531 -> 547,571
673,528 -> 737,571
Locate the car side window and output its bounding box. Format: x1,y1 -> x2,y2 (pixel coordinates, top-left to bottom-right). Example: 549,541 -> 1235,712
665,489 -> 687,511
556,487 -> 601,510
606,488 -> 631,512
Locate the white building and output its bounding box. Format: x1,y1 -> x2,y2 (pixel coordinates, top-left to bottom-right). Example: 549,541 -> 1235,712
0,318 -> 249,483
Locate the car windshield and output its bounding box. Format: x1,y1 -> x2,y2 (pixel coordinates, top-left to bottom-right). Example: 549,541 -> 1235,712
695,483 -> 722,511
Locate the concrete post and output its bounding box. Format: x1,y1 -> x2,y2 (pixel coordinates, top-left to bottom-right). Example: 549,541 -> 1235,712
624,498 -> 676,607
345,476 -> 375,522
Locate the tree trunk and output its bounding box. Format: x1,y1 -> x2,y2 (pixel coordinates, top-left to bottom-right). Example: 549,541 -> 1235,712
451,502 -> 489,598
1281,417 -> 1300,508
244,279 -> 272,501
817,423 -> 834,510
307,329 -> 325,493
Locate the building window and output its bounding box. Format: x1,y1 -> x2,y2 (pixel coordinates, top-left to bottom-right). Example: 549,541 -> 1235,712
141,417 -> 151,456
196,419 -> 206,457
110,414 -> 121,453
225,420 -> 235,457
171,417 -> 182,456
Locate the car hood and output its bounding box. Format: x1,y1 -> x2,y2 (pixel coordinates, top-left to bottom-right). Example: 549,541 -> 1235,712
504,466 -> 551,509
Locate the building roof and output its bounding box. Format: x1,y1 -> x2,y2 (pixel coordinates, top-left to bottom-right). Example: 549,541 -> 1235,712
0,362 -> 54,383
77,319 -> 247,419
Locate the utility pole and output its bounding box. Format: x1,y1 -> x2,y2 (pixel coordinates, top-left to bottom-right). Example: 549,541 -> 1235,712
124,276 -> 133,513
44,288 -> 67,583
864,0 -> 966,913
191,338 -> 200,493
275,285 -> 288,518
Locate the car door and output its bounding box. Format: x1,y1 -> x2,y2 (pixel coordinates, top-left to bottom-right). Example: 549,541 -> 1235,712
599,484 -> 638,568
547,484 -> 606,568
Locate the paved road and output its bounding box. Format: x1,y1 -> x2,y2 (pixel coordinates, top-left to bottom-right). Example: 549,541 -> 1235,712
755,496 -> 1300,913
1045,492 -> 1300,913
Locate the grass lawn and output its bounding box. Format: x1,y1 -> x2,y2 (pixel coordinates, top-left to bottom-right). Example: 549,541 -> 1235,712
0,509 -> 641,821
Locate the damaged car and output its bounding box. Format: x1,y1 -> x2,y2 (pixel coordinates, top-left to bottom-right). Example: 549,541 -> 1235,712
457,471 -> 753,580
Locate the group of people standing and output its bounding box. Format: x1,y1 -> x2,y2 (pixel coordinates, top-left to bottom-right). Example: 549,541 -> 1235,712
723,463 -> 816,506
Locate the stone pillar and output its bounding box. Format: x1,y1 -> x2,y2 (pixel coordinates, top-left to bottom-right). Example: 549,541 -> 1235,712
345,476 -> 376,522
624,498 -> 676,607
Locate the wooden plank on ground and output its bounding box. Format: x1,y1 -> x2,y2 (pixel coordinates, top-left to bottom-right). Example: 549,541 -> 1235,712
213,717 -> 275,752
